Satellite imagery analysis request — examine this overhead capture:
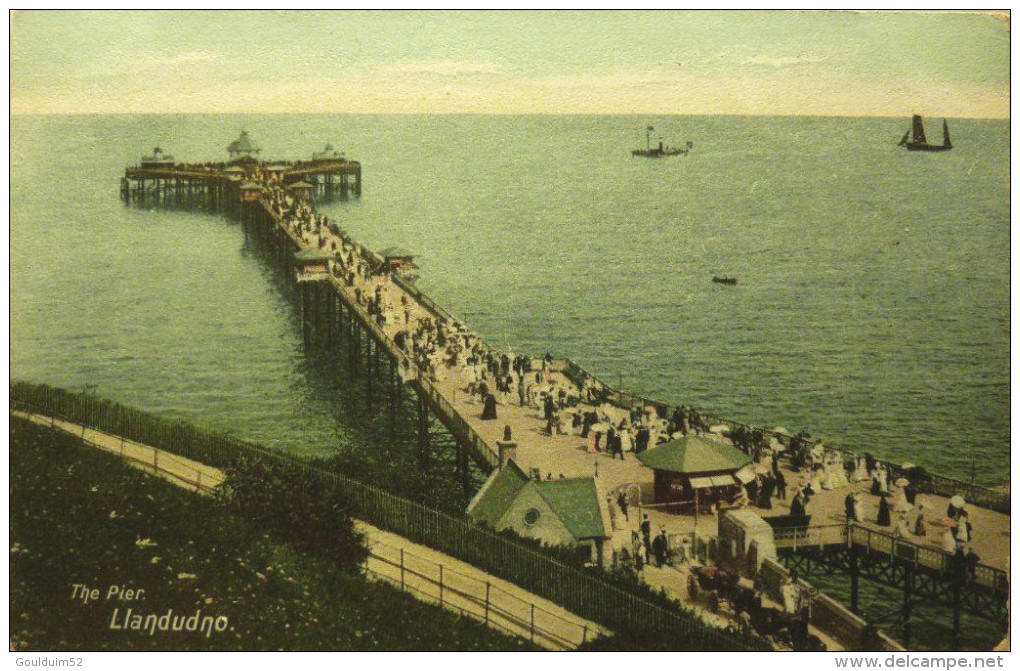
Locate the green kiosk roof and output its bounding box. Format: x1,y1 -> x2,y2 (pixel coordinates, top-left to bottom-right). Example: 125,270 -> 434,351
636,434 -> 751,474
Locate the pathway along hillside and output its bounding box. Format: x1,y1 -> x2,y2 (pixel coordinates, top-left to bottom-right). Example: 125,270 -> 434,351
11,410 -> 606,651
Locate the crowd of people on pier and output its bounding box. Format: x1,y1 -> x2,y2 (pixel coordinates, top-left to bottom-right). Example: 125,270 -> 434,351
255,168 -> 727,459
245,168 -> 988,584
728,432 -> 986,567
223,164 -> 1006,656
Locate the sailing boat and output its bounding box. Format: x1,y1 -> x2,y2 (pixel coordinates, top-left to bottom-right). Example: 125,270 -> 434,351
898,115 -> 952,152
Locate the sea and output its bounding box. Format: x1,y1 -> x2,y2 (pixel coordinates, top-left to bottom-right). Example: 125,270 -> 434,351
10,114 -> 1010,485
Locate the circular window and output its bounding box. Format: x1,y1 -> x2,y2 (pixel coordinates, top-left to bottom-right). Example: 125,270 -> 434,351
523,508 -> 541,526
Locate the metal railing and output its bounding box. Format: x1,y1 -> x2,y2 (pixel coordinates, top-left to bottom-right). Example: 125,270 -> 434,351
12,408 -> 220,496
364,538 -> 596,649
771,521 -> 1008,593
771,523 -> 849,551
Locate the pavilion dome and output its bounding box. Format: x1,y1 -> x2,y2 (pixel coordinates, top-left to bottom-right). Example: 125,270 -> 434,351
227,130 -> 260,156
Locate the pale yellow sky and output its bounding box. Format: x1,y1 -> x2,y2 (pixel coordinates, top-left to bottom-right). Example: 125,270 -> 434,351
10,10 -> 1010,117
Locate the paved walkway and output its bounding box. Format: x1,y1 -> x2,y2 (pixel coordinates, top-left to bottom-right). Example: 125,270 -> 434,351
361,523 -> 605,649
12,410 -> 606,650
12,410 -> 224,494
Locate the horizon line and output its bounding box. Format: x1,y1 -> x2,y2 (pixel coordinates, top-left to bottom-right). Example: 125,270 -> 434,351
10,111 -> 1010,120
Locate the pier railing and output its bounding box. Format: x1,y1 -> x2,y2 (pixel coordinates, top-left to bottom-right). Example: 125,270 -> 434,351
372,277 -> 1008,515
9,381 -> 767,651
770,522 -> 1008,595
322,273 -> 501,472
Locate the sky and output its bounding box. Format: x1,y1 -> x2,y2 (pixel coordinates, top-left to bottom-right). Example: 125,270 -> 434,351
9,10 -> 1010,117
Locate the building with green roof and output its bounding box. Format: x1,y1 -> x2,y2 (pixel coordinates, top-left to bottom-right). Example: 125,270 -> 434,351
636,434 -> 751,508
466,460 -> 612,565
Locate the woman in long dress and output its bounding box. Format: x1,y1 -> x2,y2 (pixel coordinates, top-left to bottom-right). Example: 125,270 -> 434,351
855,495 -> 868,524
956,514 -> 971,543
877,495 -> 892,526
833,456 -> 850,488
894,514 -> 912,538
823,466 -> 837,491
942,527 -> 958,553
481,393 -> 498,420
620,427 -> 634,453
856,456 -> 869,482
876,466 -> 889,495
913,505 -> 927,537
809,469 -> 823,495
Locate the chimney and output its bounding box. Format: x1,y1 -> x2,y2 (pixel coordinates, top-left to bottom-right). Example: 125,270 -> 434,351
496,425 -> 517,469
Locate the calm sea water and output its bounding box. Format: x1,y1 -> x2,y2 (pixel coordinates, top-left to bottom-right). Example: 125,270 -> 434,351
10,115 -> 1010,483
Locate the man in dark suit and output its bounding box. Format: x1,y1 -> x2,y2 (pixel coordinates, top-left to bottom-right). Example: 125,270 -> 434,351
640,514 -> 652,558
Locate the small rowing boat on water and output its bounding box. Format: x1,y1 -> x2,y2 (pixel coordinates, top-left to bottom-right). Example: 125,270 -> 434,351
712,276 -> 738,286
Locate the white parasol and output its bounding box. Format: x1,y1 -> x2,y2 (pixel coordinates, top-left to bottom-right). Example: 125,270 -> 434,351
950,495 -> 966,508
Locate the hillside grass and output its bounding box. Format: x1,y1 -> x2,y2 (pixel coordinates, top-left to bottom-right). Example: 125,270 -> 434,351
9,415 -> 537,651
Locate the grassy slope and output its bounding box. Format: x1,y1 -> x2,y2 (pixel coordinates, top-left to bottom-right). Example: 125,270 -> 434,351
9,416 -> 537,651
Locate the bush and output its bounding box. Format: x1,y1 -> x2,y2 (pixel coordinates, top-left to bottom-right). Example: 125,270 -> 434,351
218,457 -> 367,569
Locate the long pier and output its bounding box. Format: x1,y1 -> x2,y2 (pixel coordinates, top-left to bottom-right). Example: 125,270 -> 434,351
120,146 -> 1009,650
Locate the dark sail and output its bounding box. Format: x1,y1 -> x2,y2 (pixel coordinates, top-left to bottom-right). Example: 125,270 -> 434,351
899,115 -> 951,152
911,114 -> 927,144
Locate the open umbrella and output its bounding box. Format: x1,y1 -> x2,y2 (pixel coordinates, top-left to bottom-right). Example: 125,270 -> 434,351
894,477 -> 910,488
951,495 -> 966,508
